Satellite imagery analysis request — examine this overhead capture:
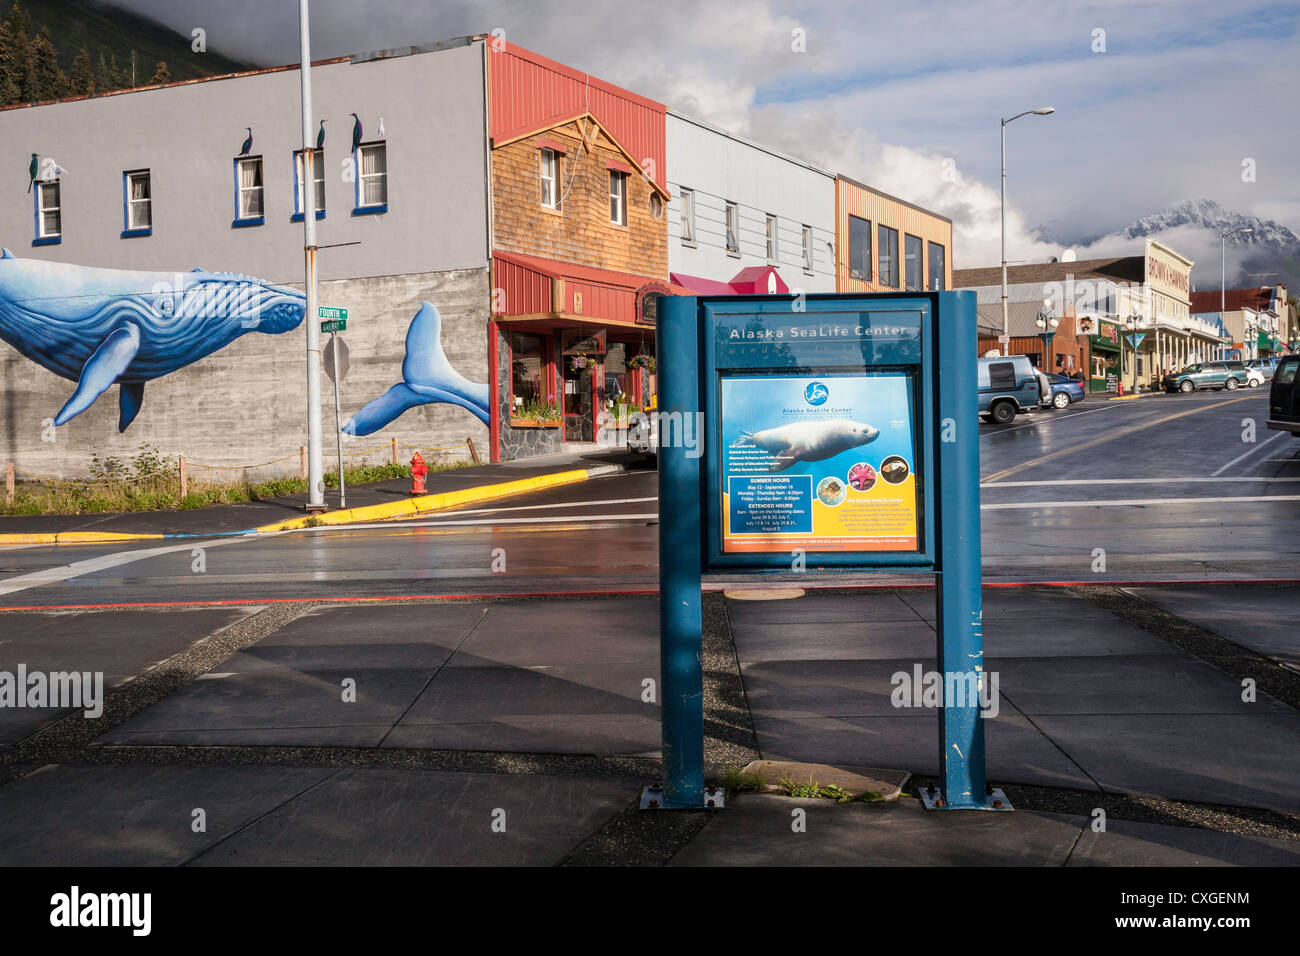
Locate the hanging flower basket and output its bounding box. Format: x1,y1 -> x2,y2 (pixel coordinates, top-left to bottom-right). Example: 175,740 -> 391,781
629,354 -> 656,372
570,355 -> 594,372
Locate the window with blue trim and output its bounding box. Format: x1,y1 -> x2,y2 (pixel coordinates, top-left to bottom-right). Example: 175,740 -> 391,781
233,156 -> 264,227
122,169 -> 152,237
34,180 -> 61,245
353,142 -> 387,214
293,149 -> 325,221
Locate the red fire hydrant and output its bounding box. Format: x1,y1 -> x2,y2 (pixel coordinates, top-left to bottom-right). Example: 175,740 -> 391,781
409,453 -> 428,495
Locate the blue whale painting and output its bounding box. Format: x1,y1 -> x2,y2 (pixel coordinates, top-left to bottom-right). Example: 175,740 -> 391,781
0,250 -> 305,431
343,301 -> 490,435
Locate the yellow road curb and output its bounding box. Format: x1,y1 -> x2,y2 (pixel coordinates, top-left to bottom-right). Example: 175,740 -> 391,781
256,467 -> 603,532
0,530 -> 167,546
0,465 -> 615,546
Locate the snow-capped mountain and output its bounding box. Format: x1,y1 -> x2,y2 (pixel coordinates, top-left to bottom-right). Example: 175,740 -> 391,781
1039,199 -> 1300,288
1118,199 -> 1299,250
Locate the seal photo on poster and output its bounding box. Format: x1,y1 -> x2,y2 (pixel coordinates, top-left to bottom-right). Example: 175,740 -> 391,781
880,455 -> 910,483
738,419 -> 880,472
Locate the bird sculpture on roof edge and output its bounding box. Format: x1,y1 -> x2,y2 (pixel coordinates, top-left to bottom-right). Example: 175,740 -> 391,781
351,113 -> 362,152
239,128 -> 253,156
27,153 -> 37,193
377,116 -> 385,138
316,119 -> 326,150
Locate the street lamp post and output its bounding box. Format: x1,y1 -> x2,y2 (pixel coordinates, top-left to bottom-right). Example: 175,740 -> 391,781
1001,106 -> 1055,356
1034,298 -> 1059,369
1125,310 -> 1145,394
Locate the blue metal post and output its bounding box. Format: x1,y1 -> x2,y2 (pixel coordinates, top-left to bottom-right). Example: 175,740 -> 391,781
934,291 -> 992,808
656,295 -> 705,808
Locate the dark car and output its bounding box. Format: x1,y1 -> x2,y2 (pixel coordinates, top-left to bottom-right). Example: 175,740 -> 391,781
1266,355 -> 1300,436
1044,372 -> 1086,408
1162,361 -> 1247,393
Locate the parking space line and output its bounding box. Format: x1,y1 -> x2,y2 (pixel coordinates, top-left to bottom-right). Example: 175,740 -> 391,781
981,394 -> 1256,482
1211,431 -> 1287,476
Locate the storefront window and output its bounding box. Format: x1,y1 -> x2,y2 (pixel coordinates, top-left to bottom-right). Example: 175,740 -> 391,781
511,332 -> 548,417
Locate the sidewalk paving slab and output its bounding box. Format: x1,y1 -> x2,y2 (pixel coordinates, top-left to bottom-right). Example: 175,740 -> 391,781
187,766 -> 633,866
1061,814 -> 1300,867
1126,586 -> 1300,668
1031,713 -> 1300,812
751,714 -> 1097,791
994,654 -> 1292,715
669,794 -> 1086,867
0,764 -> 336,866
0,605 -> 262,744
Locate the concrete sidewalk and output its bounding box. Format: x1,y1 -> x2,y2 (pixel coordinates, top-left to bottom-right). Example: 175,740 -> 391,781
0,448 -> 636,543
0,582 -> 1296,865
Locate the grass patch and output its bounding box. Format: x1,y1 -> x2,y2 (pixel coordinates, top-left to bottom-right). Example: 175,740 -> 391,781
777,774 -> 881,803
3,444 -> 471,516
720,765 -> 768,796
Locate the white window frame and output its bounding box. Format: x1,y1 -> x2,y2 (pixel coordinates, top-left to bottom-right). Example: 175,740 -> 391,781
609,170 -> 627,225
802,225 -> 814,272
125,170 -> 151,232
294,149 -> 326,217
235,156 -> 264,221
765,214 -> 778,263
725,201 -> 740,256
540,148 -> 560,210
37,180 -> 61,238
679,188 -> 695,244
356,142 -> 388,210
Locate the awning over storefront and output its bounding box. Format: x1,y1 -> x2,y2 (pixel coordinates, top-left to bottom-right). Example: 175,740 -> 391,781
493,250 -> 688,328
670,265 -> 790,296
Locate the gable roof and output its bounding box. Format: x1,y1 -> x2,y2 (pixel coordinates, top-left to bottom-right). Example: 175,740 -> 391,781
492,111 -> 671,200
1189,287 -> 1275,314
955,256 -> 1145,290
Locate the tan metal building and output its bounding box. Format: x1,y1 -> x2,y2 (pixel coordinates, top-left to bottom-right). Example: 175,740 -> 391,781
835,176 -> 953,293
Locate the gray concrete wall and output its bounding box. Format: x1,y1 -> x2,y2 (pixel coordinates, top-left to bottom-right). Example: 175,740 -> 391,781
1,268 -> 490,479
0,41 -> 488,282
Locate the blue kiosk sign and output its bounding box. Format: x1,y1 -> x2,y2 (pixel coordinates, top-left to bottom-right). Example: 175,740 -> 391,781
653,291 -> 1002,811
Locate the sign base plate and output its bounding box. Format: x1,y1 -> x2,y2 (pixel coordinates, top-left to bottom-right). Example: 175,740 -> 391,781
640,785 -> 726,810
918,783 -> 1012,811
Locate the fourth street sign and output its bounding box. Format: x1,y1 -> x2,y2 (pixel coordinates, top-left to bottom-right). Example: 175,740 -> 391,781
319,306 -> 348,333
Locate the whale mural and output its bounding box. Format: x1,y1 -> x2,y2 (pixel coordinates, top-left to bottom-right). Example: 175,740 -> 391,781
343,300 -> 490,435
0,251 -> 305,432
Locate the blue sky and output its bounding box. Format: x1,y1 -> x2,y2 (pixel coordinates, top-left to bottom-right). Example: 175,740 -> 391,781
114,0 -> 1300,273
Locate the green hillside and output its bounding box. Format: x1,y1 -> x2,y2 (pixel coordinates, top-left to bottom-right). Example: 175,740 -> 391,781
0,0 -> 250,105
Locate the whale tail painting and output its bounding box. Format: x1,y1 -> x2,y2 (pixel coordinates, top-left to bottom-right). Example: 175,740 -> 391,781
343,301 -> 490,436
0,251 -> 305,432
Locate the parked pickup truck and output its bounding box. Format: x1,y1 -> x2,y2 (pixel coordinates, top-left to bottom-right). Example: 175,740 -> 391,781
1266,355 -> 1300,435
978,355 -> 1046,424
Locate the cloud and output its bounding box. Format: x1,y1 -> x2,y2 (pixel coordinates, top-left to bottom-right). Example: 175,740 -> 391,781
105,0 -> 1300,279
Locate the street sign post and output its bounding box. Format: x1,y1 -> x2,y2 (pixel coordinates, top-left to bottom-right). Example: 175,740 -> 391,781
321,330 -> 349,507
653,292 -> 1001,811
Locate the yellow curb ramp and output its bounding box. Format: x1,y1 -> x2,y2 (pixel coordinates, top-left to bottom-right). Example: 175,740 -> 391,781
0,464 -> 622,546
255,465 -> 613,533
0,530 -> 167,546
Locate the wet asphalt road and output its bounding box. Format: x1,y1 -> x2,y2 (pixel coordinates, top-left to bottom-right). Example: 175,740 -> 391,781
1,388 -> 1297,606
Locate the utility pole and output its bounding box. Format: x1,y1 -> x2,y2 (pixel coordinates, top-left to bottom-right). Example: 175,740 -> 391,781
299,0 -> 325,512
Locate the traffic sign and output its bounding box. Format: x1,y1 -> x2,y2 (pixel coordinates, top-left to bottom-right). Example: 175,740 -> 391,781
323,335 -> 349,381
318,306 -> 348,320
320,318 -> 347,333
